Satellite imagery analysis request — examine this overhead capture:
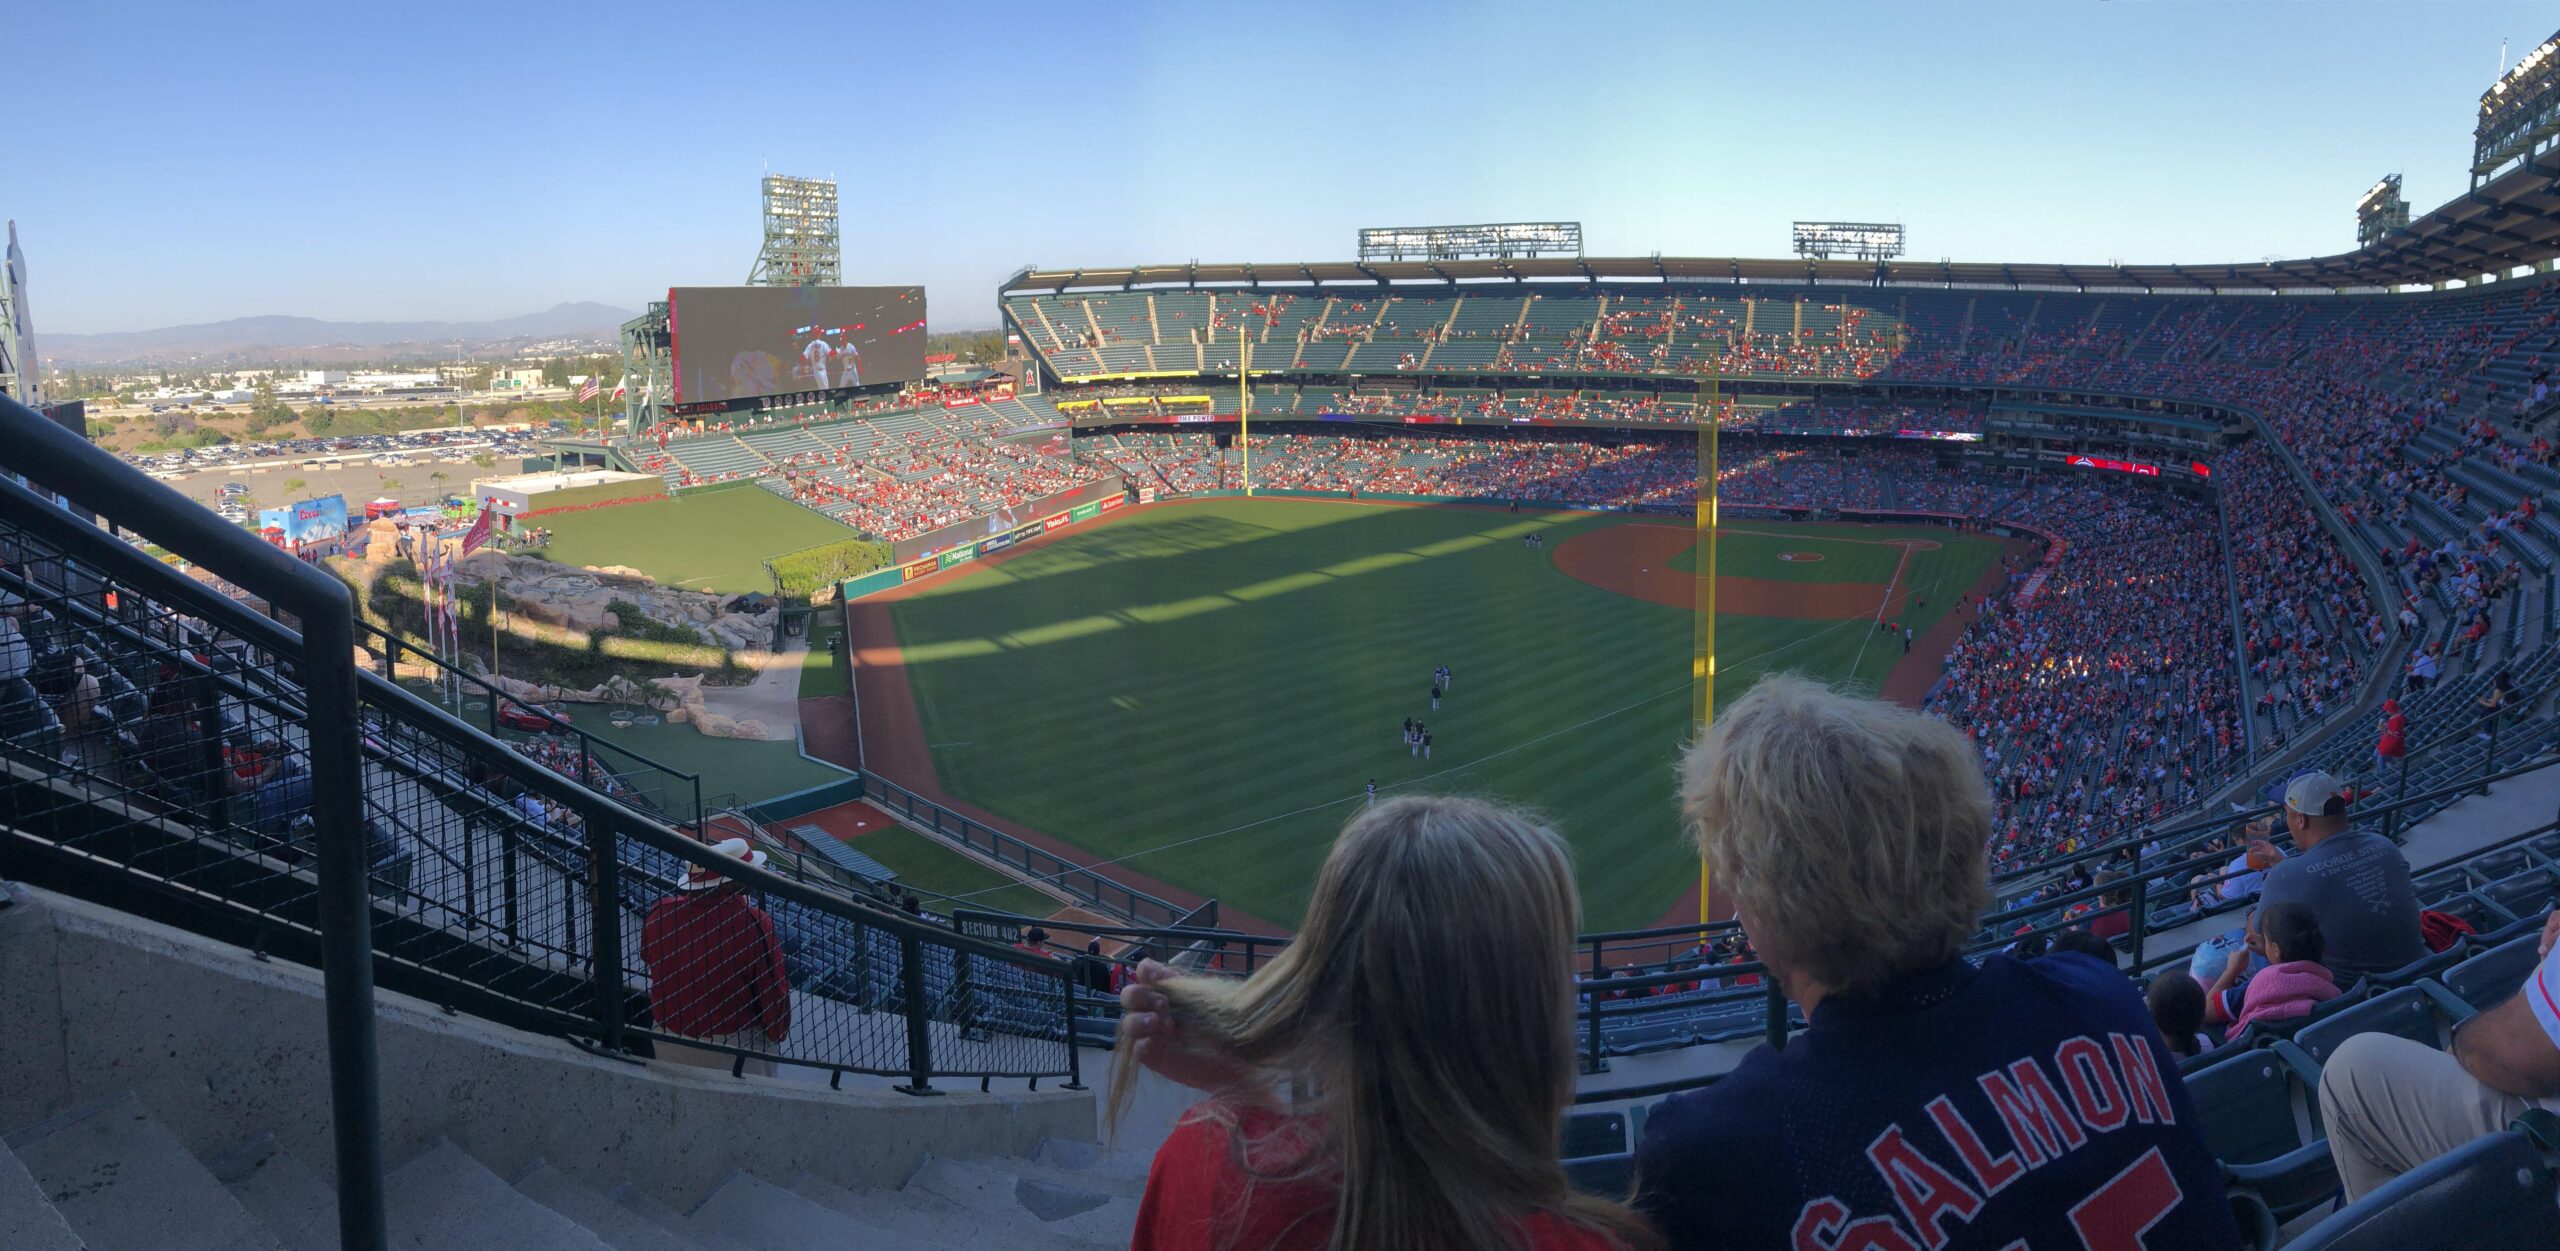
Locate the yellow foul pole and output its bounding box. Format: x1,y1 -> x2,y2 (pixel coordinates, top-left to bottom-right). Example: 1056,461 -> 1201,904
1694,360 -> 1721,924
1239,327 -> 1252,496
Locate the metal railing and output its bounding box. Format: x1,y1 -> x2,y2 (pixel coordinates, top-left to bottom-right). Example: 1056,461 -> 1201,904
0,395 -> 1092,1251
1557,747 -> 2560,1096
862,771 -> 1205,929
355,619 -> 707,834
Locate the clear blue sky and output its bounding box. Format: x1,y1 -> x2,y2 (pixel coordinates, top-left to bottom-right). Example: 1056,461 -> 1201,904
14,0 -> 2552,333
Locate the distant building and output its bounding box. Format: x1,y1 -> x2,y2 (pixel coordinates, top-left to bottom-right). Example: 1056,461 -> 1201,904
493,367 -> 547,390
347,372 -> 445,393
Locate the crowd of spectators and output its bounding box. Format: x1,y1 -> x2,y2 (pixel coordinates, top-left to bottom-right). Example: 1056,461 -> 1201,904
1921,478 -> 2246,869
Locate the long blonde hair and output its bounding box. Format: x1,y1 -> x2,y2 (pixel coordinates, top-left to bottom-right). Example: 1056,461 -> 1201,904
1107,795 -> 1659,1251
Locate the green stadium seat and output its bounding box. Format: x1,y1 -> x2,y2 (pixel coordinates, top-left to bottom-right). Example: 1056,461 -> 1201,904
2441,935 -> 2540,1010
2293,984 -> 2474,1067
2185,1040 -> 2337,1217
2282,1122 -> 2560,1251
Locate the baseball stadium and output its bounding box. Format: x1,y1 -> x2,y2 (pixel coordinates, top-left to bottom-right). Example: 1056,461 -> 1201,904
20,14 -> 2560,1250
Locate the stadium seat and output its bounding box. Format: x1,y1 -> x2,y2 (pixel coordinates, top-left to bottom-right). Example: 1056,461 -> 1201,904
1561,1110 -> 1627,1160
2282,1122 -> 2560,1250
2185,1040 -> 2338,1217
2376,944 -> 2470,988
2472,909 -> 2549,948
1561,1152 -> 1634,1198
2483,868 -> 2560,922
2442,935 -> 2540,1010
2421,890 -> 2511,937
2293,984 -> 2475,1067
2227,1188 -> 2282,1251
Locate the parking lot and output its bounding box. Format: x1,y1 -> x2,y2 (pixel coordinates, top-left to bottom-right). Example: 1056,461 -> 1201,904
164,454 -> 541,518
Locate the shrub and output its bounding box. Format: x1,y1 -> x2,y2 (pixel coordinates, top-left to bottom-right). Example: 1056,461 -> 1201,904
768,537 -> 895,598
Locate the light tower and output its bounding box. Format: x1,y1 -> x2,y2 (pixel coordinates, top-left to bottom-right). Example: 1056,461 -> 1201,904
746,174 -> 841,286
1,222 -> 37,406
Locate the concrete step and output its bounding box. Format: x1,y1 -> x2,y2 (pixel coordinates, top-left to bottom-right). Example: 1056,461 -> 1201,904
789,1168 -> 1120,1251
1036,1135 -> 1156,1182
689,1171 -> 936,1251
203,1133 -> 338,1251
512,1162 -> 694,1251
0,1138 -> 84,1251
965,1150 -> 1147,1203
906,1154 -> 1138,1245
385,1140 -> 614,1251
2,1092 -> 284,1251
607,1184 -> 759,1251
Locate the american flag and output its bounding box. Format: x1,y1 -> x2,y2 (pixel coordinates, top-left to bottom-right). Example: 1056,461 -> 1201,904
576,378 -> 600,402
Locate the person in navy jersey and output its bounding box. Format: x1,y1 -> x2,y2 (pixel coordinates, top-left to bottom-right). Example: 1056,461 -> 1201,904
1634,676 -> 2241,1250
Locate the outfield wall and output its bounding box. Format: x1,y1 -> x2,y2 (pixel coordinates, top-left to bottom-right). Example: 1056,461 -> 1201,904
886,476 -> 1125,564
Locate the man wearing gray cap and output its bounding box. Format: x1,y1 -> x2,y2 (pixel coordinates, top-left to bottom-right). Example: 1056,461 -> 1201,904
2258,770 -> 2428,982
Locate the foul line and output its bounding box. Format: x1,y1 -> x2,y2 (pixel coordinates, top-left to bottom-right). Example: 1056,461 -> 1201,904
1847,543 -> 1917,675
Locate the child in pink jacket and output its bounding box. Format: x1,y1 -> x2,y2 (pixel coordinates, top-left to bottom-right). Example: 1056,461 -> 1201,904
2206,901 -> 2343,1041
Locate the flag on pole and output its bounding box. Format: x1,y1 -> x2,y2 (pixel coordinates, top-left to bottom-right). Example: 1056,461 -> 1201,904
460,507 -> 496,556
577,378 -> 600,402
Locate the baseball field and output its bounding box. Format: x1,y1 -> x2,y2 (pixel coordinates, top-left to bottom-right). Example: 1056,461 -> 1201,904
526,482 -> 859,594
844,496 -> 2021,932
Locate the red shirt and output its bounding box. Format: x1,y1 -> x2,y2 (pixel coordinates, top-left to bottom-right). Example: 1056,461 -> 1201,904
639,889 -> 793,1041
1133,1102 -> 1624,1251
2378,712 -> 2407,759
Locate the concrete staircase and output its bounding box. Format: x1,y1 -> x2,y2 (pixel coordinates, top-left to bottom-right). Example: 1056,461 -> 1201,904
0,1091 -> 1149,1251
0,882 -> 1136,1251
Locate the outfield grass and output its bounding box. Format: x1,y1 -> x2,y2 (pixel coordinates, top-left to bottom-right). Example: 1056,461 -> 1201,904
528,485 -> 857,594
800,614 -> 848,699
843,826 -> 1062,919
558,717 -> 849,807
885,499 -> 2004,929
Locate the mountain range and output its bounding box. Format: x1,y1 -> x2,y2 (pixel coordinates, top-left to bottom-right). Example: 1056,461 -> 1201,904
38,302 -> 639,366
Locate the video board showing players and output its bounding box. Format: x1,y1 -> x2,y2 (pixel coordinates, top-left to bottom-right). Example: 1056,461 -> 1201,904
668,286 -> 927,404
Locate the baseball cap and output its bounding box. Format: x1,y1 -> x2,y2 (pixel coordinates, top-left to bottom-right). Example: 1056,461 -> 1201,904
2284,771 -> 2348,817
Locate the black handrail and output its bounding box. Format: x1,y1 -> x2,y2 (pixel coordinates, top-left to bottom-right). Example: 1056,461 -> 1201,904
0,395 -> 387,1251
0,395 -> 1107,1246
355,618 -> 706,834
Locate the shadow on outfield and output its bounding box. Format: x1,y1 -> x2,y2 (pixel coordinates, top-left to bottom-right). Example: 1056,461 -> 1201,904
955,511 -> 1289,583
876,496 -> 1626,669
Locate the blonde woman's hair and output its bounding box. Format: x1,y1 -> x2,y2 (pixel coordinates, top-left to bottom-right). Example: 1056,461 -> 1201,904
1678,674 -> 1991,999
1107,794 -> 1658,1251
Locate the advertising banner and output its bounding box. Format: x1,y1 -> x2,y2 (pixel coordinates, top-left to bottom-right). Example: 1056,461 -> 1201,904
1045,513 -> 1072,531
257,495 -> 350,545
901,558 -> 938,582
978,530 -> 1017,555
1099,493 -> 1125,512
889,477 -> 1121,563
938,547 -> 977,571
2066,453 -> 2162,477
1070,501 -> 1101,522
